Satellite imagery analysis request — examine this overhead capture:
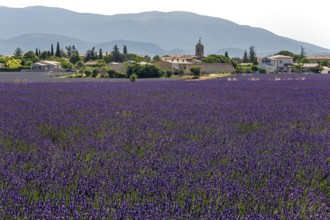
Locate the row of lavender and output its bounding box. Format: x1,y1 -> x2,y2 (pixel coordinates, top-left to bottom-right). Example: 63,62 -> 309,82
0,76 -> 329,218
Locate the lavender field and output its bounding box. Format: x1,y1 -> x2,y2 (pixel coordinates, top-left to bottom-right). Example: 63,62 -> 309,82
0,76 -> 329,218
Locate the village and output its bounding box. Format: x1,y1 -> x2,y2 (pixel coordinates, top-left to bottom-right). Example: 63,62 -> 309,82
1,39 -> 330,79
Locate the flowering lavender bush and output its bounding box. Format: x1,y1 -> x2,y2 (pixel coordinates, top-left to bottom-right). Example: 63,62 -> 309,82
0,76 -> 329,218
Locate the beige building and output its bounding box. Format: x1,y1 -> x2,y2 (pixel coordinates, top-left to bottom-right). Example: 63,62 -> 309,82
155,55 -> 200,70
108,62 -> 126,72
286,63 -> 319,73
31,61 -> 61,71
155,56 -> 234,74
307,56 -> 330,65
84,61 -> 98,67
321,66 -> 330,74
0,63 -> 4,68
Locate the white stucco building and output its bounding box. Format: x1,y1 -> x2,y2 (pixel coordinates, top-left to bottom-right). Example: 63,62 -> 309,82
258,55 -> 294,73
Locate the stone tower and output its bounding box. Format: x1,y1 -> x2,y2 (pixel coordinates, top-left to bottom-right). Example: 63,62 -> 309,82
195,38 -> 204,58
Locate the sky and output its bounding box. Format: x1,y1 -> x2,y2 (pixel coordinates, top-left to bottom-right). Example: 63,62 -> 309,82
0,0 -> 329,49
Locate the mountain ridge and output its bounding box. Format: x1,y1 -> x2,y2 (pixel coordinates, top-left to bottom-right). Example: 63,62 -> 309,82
0,6 -> 329,56
0,33 -> 168,56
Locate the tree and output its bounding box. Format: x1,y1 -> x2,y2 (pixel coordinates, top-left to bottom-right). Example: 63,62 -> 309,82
225,51 -> 229,58
243,50 -> 248,63
153,55 -> 161,62
61,61 -> 74,70
277,50 -> 304,62
85,47 -> 97,62
65,45 -> 73,57
50,44 -> 54,56
21,51 -> 39,66
113,45 -> 119,54
249,46 -> 256,63
66,45 -> 79,57
300,46 -> 306,59
55,42 -> 61,57
99,48 -> 103,59
112,45 -> 123,62
202,54 -> 238,68
126,63 -> 165,78
123,45 -> 128,55
23,51 -> 39,62
277,50 -> 295,57
14,47 -> 23,57
319,60 -> 329,67
35,48 -> 39,56
143,55 -> 151,63
69,53 -> 82,64
5,58 -> 21,68
39,51 -> 50,60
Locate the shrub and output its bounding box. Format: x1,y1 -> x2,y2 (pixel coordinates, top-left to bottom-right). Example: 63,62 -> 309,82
92,68 -> 100,77
61,61 -> 75,70
69,53 -> 82,64
0,67 -> 30,72
75,61 -> 85,70
107,69 -> 127,78
190,66 -> 202,77
235,65 -> 254,74
96,73 -> 105,78
78,68 -> 85,74
130,73 -> 137,82
84,67 -> 93,77
174,68 -> 185,76
259,68 -> 267,74
252,65 -> 259,72
166,70 -> 173,78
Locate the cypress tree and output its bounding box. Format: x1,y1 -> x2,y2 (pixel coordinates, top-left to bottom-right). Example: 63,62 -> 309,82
99,48 -> 103,59
51,44 -> 54,56
249,46 -> 256,63
55,42 -> 61,57
243,50 -> 248,63
123,45 -> 128,55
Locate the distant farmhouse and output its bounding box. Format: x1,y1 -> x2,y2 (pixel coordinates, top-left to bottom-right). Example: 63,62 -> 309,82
307,55 -> 330,64
155,39 -> 234,74
259,55 -> 319,73
85,61 -> 99,67
31,61 -> 61,71
258,55 -> 294,73
108,62 -> 126,72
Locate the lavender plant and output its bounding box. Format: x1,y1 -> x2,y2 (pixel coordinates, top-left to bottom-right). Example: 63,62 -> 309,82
0,75 -> 329,218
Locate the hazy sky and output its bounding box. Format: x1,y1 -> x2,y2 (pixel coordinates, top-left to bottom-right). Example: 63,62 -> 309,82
1,0 -> 329,49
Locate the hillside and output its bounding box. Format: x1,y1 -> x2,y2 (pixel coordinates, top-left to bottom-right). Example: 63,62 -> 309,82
0,34 -> 166,56
0,6 -> 329,56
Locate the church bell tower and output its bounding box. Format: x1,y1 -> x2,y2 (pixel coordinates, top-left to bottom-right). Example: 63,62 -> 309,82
195,38 -> 204,58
